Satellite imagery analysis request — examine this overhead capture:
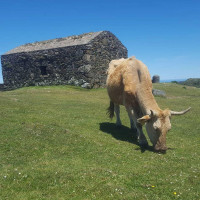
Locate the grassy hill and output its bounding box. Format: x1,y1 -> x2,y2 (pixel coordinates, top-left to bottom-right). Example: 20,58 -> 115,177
179,78 -> 200,88
0,84 -> 199,199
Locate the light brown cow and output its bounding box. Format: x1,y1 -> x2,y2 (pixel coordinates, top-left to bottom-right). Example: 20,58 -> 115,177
106,56 -> 191,152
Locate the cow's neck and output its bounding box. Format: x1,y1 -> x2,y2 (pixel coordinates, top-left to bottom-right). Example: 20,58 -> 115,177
136,87 -> 161,116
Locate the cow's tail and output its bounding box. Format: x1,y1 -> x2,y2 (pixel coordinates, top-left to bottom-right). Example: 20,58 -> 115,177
107,101 -> 114,119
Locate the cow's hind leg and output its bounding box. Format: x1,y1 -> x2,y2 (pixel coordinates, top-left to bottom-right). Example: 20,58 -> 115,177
114,104 -> 122,127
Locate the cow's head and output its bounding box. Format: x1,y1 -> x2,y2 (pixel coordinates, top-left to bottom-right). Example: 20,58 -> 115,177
137,107 -> 191,152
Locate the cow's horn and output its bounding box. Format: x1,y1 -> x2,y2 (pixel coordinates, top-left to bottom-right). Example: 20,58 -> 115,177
170,107 -> 191,115
149,110 -> 158,117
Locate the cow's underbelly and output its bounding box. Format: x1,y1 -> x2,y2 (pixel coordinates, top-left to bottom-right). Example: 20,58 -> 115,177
107,84 -> 141,115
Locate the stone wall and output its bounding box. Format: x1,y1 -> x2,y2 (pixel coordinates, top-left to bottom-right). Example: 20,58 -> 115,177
1,31 -> 127,89
0,84 -> 5,91
89,31 -> 127,88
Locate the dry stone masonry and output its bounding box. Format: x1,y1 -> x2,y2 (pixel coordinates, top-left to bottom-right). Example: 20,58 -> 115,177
1,31 -> 127,89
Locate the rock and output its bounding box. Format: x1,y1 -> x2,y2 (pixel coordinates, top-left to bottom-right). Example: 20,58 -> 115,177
81,82 -> 91,89
152,89 -> 166,97
152,75 -> 160,83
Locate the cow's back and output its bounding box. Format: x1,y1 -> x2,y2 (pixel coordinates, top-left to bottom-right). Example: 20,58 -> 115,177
106,56 -> 152,106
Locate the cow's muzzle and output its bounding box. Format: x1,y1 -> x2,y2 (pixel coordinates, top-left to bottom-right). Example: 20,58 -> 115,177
154,143 -> 168,153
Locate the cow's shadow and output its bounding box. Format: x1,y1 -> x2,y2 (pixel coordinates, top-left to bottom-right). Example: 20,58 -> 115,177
99,122 -> 156,153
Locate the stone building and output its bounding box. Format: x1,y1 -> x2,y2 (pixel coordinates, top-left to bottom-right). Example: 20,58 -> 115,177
1,31 -> 127,89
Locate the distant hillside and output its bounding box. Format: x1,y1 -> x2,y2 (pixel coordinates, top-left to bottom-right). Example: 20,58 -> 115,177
179,78 -> 200,88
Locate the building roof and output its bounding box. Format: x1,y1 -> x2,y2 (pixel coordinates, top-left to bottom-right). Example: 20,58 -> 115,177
4,31 -> 103,55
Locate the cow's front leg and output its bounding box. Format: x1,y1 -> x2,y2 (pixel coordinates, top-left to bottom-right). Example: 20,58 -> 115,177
127,110 -> 137,132
125,106 -> 138,138
126,106 -> 148,146
135,122 -> 148,146
114,104 -> 122,127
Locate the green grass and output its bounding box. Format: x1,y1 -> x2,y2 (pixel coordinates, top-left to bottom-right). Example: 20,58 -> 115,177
0,84 -> 199,199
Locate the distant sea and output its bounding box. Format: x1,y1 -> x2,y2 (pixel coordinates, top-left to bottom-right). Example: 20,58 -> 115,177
160,79 -> 187,83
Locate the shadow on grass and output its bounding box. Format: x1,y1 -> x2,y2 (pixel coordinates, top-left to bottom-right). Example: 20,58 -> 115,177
99,122 -> 157,153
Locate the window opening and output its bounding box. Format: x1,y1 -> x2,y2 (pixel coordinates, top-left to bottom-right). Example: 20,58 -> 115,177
40,66 -> 47,75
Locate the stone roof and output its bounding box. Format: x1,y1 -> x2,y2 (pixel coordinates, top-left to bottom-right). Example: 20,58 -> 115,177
4,31 -> 103,55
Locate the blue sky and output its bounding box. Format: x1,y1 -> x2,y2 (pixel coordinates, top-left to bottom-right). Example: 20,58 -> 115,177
0,0 -> 200,83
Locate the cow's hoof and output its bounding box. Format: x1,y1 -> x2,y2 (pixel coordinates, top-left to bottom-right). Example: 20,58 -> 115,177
116,125 -> 121,129
131,127 -> 137,133
132,134 -> 138,140
139,141 -> 148,147
116,122 -> 122,128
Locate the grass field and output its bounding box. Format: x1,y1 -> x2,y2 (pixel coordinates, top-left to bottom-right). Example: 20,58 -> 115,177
0,83 -> 199,199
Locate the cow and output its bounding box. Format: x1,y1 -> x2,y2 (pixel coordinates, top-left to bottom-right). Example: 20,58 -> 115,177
106,56 -> 191,152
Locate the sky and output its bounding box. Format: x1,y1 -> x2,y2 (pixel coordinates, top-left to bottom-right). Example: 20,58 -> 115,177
0,0 -> 200,83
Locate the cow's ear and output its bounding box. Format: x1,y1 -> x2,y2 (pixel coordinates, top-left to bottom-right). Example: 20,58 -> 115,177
137,115 -> 151,125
